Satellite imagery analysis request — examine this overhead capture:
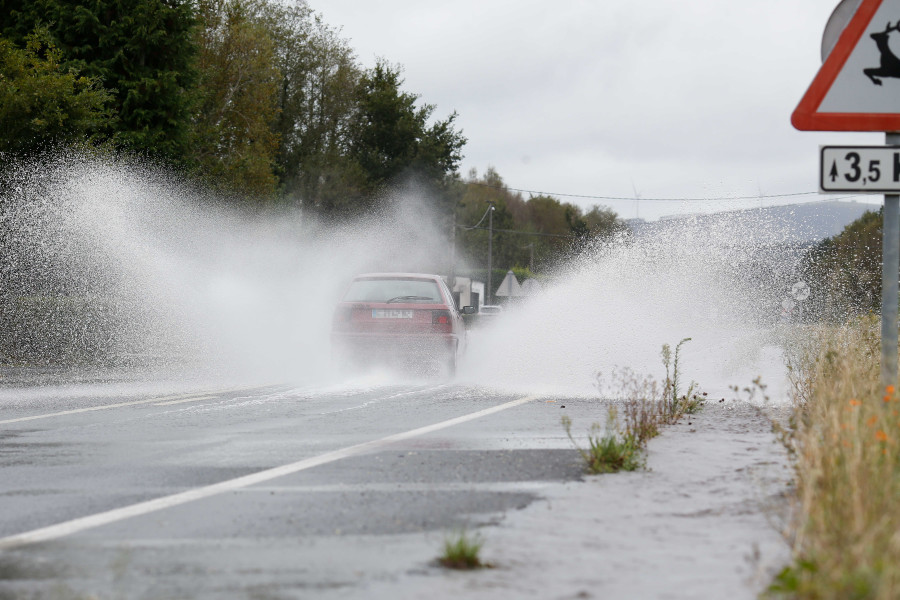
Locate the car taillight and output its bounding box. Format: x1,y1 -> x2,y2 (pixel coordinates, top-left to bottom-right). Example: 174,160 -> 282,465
431,310 -> 452,332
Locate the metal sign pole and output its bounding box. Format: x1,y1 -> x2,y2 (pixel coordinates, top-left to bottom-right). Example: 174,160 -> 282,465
882,132 -> 900,388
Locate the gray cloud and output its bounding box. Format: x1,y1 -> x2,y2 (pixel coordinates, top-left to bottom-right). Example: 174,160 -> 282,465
314,0 -> 885,219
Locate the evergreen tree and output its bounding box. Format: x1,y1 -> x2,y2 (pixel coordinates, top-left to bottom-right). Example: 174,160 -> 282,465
0,0 -> 198,164
0,29 -> 112,156
347,61 -> 465,200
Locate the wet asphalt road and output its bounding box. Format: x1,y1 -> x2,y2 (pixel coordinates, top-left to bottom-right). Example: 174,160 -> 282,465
0,377 -> 599,599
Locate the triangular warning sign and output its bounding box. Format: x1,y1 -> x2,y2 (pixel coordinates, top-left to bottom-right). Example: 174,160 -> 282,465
494,270 -> 522,297
793,0 -> 900,131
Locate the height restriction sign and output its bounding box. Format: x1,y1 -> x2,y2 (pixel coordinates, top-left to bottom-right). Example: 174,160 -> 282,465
793,0 -> 900,131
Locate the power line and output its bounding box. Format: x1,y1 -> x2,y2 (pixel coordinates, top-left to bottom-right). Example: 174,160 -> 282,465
467,181 -> 822,203
457,193 -> 877,240
459,225 -> 574,239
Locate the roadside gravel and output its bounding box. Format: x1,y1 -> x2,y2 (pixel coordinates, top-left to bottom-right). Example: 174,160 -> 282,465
382,400 -> 792,600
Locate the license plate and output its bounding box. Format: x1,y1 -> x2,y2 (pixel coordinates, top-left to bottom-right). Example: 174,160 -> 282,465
372,309 -> 413,319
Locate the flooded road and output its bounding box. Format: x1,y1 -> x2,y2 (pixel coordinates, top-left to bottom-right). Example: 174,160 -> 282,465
0,377 -> 789,599
0,379 -> 587,597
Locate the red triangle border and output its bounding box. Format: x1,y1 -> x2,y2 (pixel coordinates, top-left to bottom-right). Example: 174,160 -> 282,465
792,0 -> 900,132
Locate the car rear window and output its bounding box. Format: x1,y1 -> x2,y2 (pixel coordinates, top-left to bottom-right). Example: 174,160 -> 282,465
343,278 -> 443,303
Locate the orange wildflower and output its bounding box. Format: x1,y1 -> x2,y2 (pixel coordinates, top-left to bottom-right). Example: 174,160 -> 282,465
867,415 -> 879,427
849,399 -> 862,407
885,395 -> 892,403
887,385 -> 896,395
876,430 -> 889,442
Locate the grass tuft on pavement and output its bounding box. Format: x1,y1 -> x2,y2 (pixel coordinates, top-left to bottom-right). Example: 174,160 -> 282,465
438,530 -> 489,570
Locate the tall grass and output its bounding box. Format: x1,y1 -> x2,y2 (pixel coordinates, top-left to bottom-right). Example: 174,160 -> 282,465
769,317 -> 900,599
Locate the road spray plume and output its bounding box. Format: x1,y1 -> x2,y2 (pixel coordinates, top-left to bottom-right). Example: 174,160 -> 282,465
459,215 -> 809,400
0,152 -> 453,383
2,152 -> 817,399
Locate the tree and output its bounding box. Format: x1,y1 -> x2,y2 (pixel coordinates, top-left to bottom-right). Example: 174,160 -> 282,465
457,168 -> 521,276
455,168 -> 624,275
1,0 -> 198,164
0,29 -> 112,156
805,209 -> 884,316
346,60 -> 465,206
583,205 -> 623,238
264,0 -> 364,211
191,0 -> 280,198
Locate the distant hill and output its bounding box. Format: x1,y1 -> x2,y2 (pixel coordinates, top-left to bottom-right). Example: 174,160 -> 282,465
629,200 -> 879,244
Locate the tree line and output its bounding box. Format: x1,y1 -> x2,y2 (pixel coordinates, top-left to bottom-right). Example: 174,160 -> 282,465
800,208 -> 884,320
455,167 -> 623,277
0,0 -> 622,275
0,0 -> 465,211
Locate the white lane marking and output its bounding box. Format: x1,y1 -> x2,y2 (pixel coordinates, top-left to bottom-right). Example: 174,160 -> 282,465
153,395 -> 218,407
237,482 -> 550,493
316,385 -> 449,416
0,393 -> 214,425
0,395 -> 538,549
0,386 -> 274,425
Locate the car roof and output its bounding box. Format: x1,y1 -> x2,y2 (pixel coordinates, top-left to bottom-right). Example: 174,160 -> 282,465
352,272 -> 444,281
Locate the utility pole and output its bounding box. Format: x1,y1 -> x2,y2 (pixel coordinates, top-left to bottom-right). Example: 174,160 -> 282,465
487,202 -> 495,305
449,209 -> 457,289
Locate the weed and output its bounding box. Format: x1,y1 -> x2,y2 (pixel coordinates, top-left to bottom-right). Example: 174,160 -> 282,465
439,530 -> 488,570
601,367 -> 665,444
662,337 -> 701,418
768,559 -> 818,594
562,409 -> 643,474
680,391 -> 706,414
574,339 -> 704,475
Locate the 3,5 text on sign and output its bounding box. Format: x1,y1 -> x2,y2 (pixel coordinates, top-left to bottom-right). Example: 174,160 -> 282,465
820,145 -> 900,193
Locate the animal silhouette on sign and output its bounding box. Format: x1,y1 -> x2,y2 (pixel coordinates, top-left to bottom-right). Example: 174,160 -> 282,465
864,21 -> 900,85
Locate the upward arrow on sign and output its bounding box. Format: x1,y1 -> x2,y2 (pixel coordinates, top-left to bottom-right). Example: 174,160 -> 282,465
793,0 -> 900,131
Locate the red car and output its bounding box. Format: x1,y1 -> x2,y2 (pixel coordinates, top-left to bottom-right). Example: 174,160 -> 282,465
331,273 -> 475,375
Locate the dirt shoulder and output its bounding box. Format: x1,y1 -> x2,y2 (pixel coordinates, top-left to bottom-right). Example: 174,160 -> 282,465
394,400 -> 792,599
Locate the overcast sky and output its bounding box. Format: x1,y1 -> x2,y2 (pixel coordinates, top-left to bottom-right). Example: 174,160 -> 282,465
312,0 -> 882,220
